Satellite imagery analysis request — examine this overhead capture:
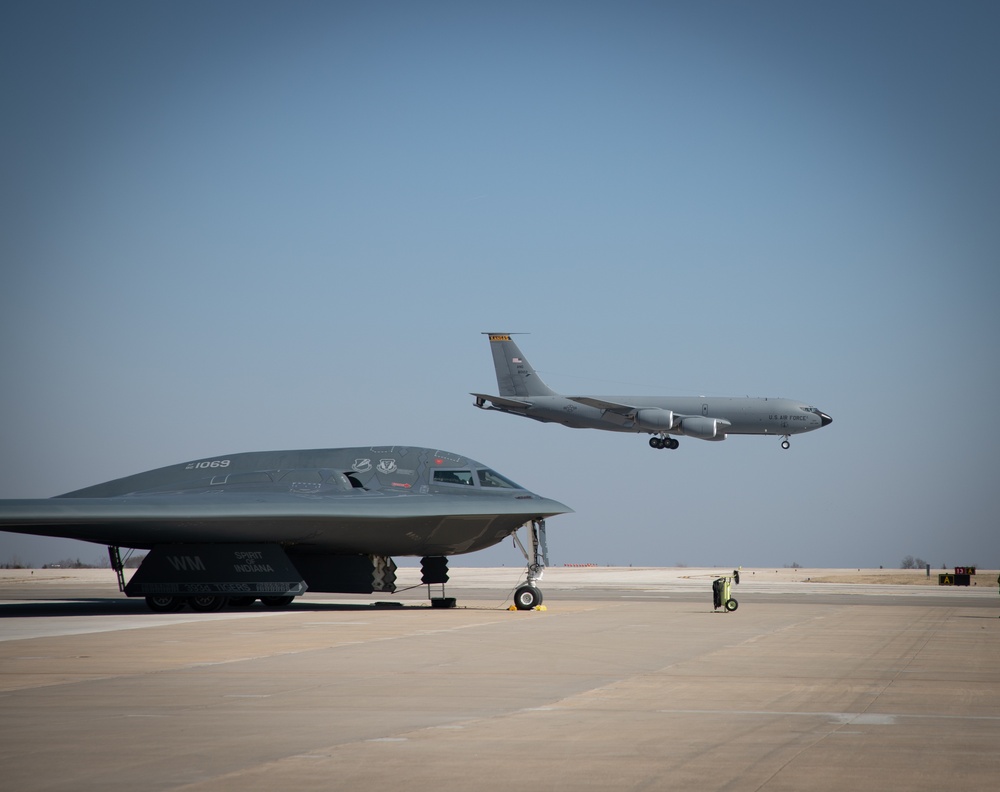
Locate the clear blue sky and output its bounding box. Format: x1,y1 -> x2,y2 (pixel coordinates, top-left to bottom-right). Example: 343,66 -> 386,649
1,1 -> 997,569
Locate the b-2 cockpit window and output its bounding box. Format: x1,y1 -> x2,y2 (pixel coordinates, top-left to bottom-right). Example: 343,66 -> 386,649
432,469 -> 475,486
210,472 -> 273,486
477,468 -> 521,489
278,470 -> 323,482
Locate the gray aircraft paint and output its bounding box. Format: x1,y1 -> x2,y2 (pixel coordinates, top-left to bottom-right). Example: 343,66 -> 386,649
473,334 -> 832,449
0,445 -> 571,557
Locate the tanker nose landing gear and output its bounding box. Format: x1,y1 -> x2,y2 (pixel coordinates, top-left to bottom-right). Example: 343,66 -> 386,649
511,519 -> 548,610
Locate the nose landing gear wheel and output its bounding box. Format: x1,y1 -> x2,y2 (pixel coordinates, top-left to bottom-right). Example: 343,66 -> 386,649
513,584 -> 543,610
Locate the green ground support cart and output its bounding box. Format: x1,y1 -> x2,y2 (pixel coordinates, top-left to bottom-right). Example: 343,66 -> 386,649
712,569 -> 740,612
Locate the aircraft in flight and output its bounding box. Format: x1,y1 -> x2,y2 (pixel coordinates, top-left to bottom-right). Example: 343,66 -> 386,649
473,334 -> 832,450
0,446 -> 569,612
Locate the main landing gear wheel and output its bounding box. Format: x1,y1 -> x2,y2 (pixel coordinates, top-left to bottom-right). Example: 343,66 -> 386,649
514,585 -> 543,610
261,596 -> 295,607
145,595 -> 185,613
725,598 -> 739,612
649,437 -> 679,450
188,595 -> 229,612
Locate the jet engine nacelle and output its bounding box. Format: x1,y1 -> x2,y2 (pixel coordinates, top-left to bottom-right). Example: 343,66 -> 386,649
634,409 -> 674,431
678,415 -> 728,441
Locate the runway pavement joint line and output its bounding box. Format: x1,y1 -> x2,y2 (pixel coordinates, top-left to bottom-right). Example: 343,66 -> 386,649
654,708 -> 1000,723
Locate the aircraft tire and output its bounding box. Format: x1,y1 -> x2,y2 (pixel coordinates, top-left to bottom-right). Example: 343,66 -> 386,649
513,585 -> 542,610
725,598 -> 738,612
781,440 -> 790,450
667,438 -> 679,449
261,596 -> 295,607
649,437 -> 663,449
188,595 -> 229,612
145,595 -> 185,613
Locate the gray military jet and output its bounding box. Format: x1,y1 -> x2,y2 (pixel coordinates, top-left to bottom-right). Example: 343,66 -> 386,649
473,334 -> 832,450
0,446 -> 569,611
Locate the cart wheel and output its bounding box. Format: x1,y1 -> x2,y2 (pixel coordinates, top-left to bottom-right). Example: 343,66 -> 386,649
725,598 -> 738,612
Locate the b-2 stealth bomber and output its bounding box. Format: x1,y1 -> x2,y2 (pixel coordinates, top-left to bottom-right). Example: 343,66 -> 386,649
0,446 -> 570,611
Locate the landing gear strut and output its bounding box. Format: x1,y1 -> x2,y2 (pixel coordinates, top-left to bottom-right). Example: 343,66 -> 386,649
649,436 -> 679,450
511,519 -> 548,610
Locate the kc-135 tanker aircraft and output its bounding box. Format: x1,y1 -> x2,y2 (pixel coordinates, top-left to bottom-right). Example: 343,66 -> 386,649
0,446 -> 570,611
473,334 -> 832,449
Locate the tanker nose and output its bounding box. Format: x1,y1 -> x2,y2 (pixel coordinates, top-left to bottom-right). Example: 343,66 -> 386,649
819,411 -> 833,427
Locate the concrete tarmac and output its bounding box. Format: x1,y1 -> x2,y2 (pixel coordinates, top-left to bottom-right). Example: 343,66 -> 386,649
1,568 -> 998,791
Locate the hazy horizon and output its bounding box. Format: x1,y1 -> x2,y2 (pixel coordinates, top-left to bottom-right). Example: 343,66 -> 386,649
2,1 -> 997,570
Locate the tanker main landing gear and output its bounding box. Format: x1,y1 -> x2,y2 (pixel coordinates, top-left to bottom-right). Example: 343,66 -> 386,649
649,436 -> 679,450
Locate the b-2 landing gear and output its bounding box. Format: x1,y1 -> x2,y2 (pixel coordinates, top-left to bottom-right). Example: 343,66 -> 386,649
420,556 -> 456,608
511,519 -> 548,610
142,594 -> 295,612
145,595 -> 185,613
513,584 -> 543,610
649,435 -> 679,450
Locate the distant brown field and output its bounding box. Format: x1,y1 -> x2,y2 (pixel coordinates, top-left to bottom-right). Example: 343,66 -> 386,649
806,569 -> 998,586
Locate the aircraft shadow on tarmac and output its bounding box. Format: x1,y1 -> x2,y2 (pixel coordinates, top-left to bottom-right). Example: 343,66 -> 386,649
0,599 -> 449,618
